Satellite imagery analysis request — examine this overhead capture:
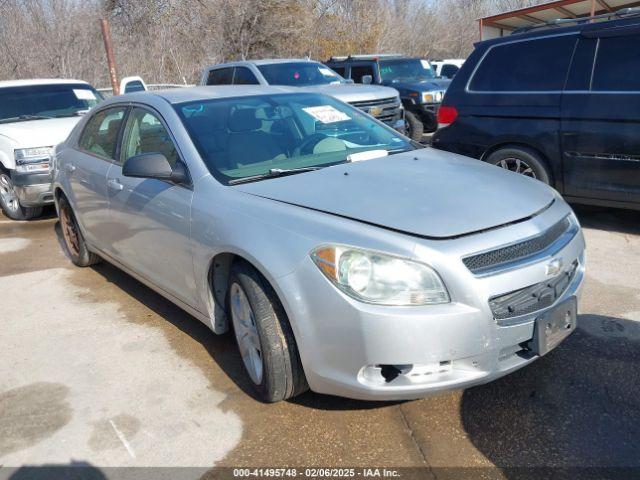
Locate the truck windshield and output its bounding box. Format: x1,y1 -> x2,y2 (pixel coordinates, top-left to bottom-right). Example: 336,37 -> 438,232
257,62 -> 345,86
0,84 -> 102,123
176,92 -> 414,185
379,59 -> 435,82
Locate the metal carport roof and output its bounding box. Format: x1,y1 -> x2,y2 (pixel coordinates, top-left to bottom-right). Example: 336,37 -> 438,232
479,0 -> 640,39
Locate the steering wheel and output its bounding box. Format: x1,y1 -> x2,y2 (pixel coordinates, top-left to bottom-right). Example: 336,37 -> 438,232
294,133 -> 328,156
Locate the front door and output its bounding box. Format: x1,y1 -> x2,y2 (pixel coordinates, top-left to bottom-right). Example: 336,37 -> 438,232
106,106 -> 197,306
561,32 -> 640,205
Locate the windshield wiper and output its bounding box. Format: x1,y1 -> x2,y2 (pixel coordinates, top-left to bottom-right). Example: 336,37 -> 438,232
228,166 -> 321,185
0,114 -> 54,124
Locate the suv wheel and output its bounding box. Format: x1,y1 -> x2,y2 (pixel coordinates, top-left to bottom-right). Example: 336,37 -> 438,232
58,195 -> 101,267
486,147 -> 551,185
228,261 -> 308,403
0,173 -> 42,220
405,111 -> 424,142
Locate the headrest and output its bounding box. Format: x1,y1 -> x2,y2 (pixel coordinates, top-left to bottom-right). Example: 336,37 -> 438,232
228,108 -> 261,132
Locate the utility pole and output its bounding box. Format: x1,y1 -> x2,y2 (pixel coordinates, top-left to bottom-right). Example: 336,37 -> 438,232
100,19 -> 119,96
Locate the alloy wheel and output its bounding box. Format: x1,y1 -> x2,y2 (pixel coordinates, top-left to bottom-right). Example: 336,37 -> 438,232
0,174 -> 20,213
230,283 -> 264,384
496,157 -> 537,179
60,203 -> 81,257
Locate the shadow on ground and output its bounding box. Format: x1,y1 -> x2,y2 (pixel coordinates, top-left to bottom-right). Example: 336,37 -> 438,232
461,313 -> 640,470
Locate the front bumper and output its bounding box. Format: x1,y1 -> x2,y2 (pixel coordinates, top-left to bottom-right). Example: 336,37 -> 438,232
279,202 -> 585,401
11,171 -> 54,206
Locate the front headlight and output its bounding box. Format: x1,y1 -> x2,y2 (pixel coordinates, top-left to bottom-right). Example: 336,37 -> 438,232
14,146 -> 54,173
422,91 -> 444,103
311,245 -> 449,306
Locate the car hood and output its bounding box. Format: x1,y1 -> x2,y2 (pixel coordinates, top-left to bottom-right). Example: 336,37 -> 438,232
234,148 -> 555,239
0,116 -> 81,147
386,79 -> 451,92
299,84 -> 399,102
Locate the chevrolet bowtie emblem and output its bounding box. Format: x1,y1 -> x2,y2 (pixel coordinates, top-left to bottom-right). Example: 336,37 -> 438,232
546,258 -> 563,276
369,106 -> 383,116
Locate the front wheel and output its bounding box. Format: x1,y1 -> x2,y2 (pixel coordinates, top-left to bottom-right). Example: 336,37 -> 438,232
0,173 -> 42,220
228,262 -> 308,402
404,111 -> 424,142
485,147 -> 551,185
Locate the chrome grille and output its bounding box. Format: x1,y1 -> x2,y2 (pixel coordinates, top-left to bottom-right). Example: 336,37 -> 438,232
349,97 -> 401,124
463,216 -> 573,275
489,260 -> 578,323
349,97 -> 398,108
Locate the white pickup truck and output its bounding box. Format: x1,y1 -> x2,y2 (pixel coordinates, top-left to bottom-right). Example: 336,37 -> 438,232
0,79 -> 102,220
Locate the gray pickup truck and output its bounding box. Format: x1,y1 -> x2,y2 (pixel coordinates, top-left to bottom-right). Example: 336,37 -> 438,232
200,59 -> 405,133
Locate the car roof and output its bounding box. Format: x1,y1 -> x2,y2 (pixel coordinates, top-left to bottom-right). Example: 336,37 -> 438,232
477,14 -> 640,48
112,85 -> 305,105
0,78 -> 91,89
208,59 -> 321,69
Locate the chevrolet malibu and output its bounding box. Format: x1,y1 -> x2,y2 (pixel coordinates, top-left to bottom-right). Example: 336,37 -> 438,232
52,86 -> 585,402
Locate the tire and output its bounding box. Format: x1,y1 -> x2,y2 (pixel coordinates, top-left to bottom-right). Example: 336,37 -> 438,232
405,111 -> 424,142
228,261 -> 308,402
485,147 -> 552,185
58,195 -> 101,267
0,173 -> 43,220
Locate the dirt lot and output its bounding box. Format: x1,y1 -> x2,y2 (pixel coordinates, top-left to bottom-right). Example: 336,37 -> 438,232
1,203 -> 639,477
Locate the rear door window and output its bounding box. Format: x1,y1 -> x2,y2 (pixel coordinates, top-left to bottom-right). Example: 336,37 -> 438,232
470,35 -> 577,92
441,64 -> 459,78
206,68 -> 233,85
592,34 -> 640,91
78,107 -> 126,161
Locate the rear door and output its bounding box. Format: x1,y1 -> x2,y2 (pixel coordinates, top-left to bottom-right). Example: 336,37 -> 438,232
71,106 -> 127,249
561,29 -> 640,205
105,106 -> 197,306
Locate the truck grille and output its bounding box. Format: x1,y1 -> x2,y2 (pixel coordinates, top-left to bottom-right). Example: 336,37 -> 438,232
463,216 -> 574,275
349,97 -> 401,125
489,260 -> 578,323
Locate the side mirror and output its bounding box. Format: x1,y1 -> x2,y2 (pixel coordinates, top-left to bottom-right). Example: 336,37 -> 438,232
123,153 -> 188,184
361,75 -> 373,85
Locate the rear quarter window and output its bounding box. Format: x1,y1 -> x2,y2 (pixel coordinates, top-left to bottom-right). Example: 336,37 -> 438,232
469,35 -> 577,92
592,34 -> 640,91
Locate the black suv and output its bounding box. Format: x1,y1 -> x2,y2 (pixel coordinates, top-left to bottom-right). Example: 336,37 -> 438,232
325,55 -> 450,141
432,9 -> 640,211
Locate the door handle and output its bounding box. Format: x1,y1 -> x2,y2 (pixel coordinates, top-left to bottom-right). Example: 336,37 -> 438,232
65,164 -> 76,173
108,179 -> 124,191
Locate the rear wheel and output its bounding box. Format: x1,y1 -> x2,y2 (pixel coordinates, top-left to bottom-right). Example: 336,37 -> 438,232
0,173 -> 42,220
404,111 -> 424,142
228,261 -> 308,402
485,147 -> 551,185
58,195 -> 100,267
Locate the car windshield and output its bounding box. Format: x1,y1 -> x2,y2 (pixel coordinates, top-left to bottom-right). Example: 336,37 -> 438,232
257,62 -> 345,86
0,84 -> 102,123
176,92 -> 414,185
379,59 -> 435,82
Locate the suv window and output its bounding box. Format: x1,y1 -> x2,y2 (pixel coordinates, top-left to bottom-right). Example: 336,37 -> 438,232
121,108 -> 178,166
207,68 -> 233,85
470,36 -> 577,92
78,107 -> 126,160
233,67 -> 259,85
330,66 -> 345,76
592,35 -> 640,92
350,65 -> 376,83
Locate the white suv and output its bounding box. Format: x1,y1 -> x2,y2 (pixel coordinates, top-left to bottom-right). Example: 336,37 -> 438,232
0,79 -> 101,220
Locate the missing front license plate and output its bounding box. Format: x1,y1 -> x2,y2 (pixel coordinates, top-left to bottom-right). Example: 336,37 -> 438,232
530,297 -> 577,356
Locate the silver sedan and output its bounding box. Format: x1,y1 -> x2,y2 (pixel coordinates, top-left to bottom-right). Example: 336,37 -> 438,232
52,86 -> 585,402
